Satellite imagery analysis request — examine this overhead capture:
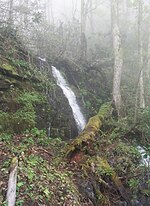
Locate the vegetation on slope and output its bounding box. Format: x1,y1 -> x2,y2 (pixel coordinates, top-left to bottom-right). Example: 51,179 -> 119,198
0,27 -> 150,206
0,118 -> 149,206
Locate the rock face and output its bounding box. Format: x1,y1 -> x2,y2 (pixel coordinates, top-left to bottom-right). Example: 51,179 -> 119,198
45,84 -> 79,139
0,31 -> 79,140
0,61 -> 78,139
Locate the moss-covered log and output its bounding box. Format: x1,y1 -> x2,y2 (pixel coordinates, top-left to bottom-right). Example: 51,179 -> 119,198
66,103 -> 131,204
96,157 -> 130,205
66,102 -> 112,158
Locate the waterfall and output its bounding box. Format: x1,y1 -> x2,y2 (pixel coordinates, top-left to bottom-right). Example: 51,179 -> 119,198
137,146 -> 150,166
52,66 -> 86,132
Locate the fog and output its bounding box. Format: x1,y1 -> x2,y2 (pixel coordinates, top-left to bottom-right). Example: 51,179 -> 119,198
47,0 -> 81,21
47,0 -> 110,28
0,0 -> 149,60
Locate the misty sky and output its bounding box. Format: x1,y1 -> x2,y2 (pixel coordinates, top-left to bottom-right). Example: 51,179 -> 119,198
46,0 -> 110,35
49,0 -> 81,21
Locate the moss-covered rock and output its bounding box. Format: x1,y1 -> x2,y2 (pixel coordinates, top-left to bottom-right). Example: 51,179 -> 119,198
1,62 -> 18,75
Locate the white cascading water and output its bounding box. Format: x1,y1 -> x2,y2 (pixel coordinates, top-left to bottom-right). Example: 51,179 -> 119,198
137,146 -> 150,166
52,66 -> 86,132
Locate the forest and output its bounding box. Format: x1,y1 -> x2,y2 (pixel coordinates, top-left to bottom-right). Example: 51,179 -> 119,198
0,0 -> 150,205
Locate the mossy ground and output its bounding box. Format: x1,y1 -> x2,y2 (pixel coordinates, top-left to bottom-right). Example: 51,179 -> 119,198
1,129 -> 149,206
0,131 -> 82,206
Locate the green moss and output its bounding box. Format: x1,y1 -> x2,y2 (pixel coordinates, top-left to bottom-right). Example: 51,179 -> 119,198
5,78 -> 16,84
1,62 -> 18,75
66,103 -> 112,156
98,102 -> 112,120
10,157 -> 18,171
0,91 -> 45,133
81,156 -> 113,178
85,115 -> 101,131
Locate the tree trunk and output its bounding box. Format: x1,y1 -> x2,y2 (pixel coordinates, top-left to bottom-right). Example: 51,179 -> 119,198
147,32 -> 150,78
111,0 -> 123,116
89,0 -> 94,33
81,0 -> 86,34
23,0 -> 29,26
46,0 -> 54,24
138,0 -> 145,108
80,0 -> 87,60
139,70 -> 145,108
8,0 -> 13,26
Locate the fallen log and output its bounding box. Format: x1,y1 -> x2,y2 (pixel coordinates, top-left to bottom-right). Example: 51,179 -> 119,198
66,103 -> 131,205
66,102 -> 112,159
6,157 -> 18,206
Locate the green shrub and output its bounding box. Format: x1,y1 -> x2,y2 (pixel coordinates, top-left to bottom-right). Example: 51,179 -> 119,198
137,107 -> 150,144
0,110 -> 12,132
17,91 -> 43,105
0,91 -> 44,133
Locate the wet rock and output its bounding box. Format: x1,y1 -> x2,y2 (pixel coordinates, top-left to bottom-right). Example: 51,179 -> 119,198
140,196 -> 150,206
116,201 -> 127,206
80,181 -> 96,204
84,183 -> 95,200
131,200 -> 143,206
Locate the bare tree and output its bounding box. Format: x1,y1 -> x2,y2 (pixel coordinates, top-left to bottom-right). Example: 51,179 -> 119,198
23,0 -> 29,25
80,0 -> 87,60
88,0 -> 95,33
46,0 -> 54,24
138,0 -> 145,108
81,0 -> 97,33
147,31 -> 150,78
111,0 -> 123,116
8,0 -> 14,26
81,0 -> 86,33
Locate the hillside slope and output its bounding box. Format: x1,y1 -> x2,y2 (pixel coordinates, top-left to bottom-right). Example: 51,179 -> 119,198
0,29 -> 149,206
